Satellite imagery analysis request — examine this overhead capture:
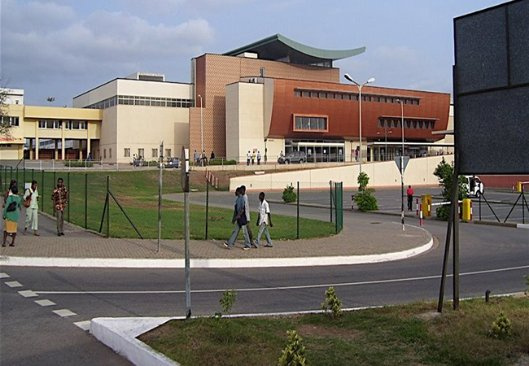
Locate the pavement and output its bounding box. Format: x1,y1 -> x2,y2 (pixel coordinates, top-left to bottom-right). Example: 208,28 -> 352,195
0,209 -> 433,268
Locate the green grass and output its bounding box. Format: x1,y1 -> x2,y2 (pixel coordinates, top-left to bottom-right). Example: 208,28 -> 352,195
1,168 -> 335,240
139,296 -> 529,366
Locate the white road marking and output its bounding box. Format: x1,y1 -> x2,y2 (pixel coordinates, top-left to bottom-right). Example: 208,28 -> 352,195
35,299 -> 56,307
4,281 -> 23,288
53,309 -> 77,317
74,321 -> 91,331
18,290 -> 38,298
34,264 -> 529,295
0,273 -> 10,279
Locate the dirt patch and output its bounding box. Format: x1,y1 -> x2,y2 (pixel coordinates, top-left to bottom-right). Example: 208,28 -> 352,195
297,323 -> 362,341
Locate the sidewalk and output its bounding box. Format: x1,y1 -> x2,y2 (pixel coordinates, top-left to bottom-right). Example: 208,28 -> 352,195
0,212 -> 433,268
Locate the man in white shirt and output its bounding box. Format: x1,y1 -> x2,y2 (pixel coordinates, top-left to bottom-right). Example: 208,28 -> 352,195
254,192 -> 273,247
24,180 -> 40,236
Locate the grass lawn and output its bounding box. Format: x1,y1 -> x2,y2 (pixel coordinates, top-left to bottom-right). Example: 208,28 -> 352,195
3,169 -> 335,239
139,296 -> 529,366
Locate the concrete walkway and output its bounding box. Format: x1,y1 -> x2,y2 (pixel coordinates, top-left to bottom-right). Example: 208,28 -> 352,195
0,211 -> 433,268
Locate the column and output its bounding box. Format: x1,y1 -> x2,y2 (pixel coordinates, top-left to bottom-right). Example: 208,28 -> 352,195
61,122 -> 65,160
54,139 -> 59,160
87,138 -> 91,157
35,137 -> 39,160
29,139 -> 34,160
79,140 -> 83,160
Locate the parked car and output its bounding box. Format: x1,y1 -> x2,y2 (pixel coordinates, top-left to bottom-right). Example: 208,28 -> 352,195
164,157 -> 180,168
463,175 -> 484,197
278,151 -> 307,164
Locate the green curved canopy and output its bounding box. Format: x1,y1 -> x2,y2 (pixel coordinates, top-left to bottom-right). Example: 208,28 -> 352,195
224,34 -> 365,67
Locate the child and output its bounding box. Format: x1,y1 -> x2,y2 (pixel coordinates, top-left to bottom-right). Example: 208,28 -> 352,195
254,192 -> 273,247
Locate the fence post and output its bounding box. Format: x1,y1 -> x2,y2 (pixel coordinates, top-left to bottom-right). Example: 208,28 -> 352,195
205,179 -> 209,240
329,180 -> 333,223
23,167 -> 26,186
67,171 -> 70,222
296,181 -> 300,239
41,170 -> 45,213
84,173 -> 88,229
32,168 -> 34,182
106,175 -> 110,237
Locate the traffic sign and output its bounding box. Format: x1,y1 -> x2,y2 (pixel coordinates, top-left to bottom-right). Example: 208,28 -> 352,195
395,155 -> 410,173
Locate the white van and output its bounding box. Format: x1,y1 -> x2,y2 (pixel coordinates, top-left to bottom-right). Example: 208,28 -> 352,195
463,175 -> 484,197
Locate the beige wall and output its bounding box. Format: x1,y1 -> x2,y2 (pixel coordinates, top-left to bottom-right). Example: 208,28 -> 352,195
230,155 -> 454,191
225,82 -> 265,162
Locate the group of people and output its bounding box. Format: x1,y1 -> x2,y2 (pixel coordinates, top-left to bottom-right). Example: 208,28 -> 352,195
194,150 -> 215,166
224,185 -> 273,250
246,150 -> 262,166
2,177 -> 68,246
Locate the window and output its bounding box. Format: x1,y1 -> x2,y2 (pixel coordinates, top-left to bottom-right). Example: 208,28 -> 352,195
38,120 -> 62,129
1,116 -> 19,126
109,148 -> 112,158
103,149 -> 107,159
293,115 -> 328,131
165,149 -> 171,158
124,148 -> 130,157
138,148 -> 144,159
152,148 -> 158,158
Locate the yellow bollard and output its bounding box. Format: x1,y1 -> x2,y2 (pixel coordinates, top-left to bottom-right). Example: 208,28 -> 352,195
516,181 -> 522,193
421,194 -> 432,217
462,198 -> 472,222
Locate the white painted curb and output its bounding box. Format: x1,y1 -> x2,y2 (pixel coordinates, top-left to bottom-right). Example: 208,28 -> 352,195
0,237 -> 433,268
91,317 -> 180,366
517,223 -> 529,229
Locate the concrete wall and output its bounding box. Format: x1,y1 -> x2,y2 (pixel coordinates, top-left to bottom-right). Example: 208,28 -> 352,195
230,155 -> 454,191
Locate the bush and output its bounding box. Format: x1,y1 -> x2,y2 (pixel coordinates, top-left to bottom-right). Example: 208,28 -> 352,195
282,184 -> 297,203
65,161 -> 93,168
278,330 -> 307,366
321,286 -> 342,318
219,289 -> 237,316
354,172 -> 378,211
433,158 -> 469,220
525,275 -> 529,296
488,312 -> 512,339
357,171 -> 370,191
209,158 -> 237,166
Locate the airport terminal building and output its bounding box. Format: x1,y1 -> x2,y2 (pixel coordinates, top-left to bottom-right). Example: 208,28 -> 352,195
1,35 -> 450,163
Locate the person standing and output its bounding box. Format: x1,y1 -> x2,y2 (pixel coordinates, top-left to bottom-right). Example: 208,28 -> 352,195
254,192 -> 273,247
3,185 -> 21,247
3,179 -> 17,207
52,177 -> 68,236
224,187 -> 251,249
194,150 -> 200,165
257,151 -> 261,165
251,151 -> 255,165
24,180 -> 40,236
406,185 -> 414,211
246,151 -> 251,166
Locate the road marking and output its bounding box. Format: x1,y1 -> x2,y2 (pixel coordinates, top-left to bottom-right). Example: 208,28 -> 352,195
4,281 -> 23,288
74,321 -> 91,331
53,309 -> 77,317
35,299 -> 56,307
18,290 -> 38,298
34,264 -> 529,295
0,273 -> 10,279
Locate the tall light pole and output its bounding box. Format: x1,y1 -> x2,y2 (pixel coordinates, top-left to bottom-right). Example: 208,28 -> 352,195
198,94 -> 204,154
397,99 -> 405,231
344,74 -> 375,172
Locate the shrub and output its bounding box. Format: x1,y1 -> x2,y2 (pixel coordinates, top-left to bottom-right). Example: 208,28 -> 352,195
525,275 -> 529,295
321,286 -> 342,318
209,158 -> 237,166
278,330 -> 307,366
354,190 -> 378,211
433,158 -> 469,220
65,161 -> 93,168
282,184 -> 297,203
488,312 -> 512,339
357,171 -> 370,191
219,289 -> 237,316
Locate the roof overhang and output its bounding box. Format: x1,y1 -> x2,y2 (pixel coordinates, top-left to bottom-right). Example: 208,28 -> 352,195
224,34 -> 365,66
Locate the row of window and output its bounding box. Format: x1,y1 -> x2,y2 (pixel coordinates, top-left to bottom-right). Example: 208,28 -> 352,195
378,118 -> 436,130
1,116 -> 20,126
86,95 -> 193,109
294,89 -> 420,105
38,120 -> 87,129
293,116 -> 328,131
122,148 -> 172,159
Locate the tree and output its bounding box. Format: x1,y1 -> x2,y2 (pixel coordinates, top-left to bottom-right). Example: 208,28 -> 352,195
354,172 -> 378,211
433,158 -> 468,220
0,87 -> 11,136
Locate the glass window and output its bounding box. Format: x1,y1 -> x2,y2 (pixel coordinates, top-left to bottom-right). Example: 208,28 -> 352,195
124,148 -> 130,157
109,148 -> 112,158
138,148 -> 144,158
152,148 -> 158,158
165,149 -> 171,158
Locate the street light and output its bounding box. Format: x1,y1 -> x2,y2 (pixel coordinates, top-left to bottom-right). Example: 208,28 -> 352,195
344,74 -> 375,172
197,94 -> 204,154
396,99 -> 405,231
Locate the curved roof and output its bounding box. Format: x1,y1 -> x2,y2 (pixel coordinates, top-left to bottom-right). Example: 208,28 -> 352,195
224,34 -> 365,66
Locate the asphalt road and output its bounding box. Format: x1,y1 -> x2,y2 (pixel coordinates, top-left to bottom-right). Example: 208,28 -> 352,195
1,196 -> 528,365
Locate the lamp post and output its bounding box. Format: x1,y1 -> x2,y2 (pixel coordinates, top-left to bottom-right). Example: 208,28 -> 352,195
396,99 -> 405,231
198,94 -> 204,154
344,74 -> 375,172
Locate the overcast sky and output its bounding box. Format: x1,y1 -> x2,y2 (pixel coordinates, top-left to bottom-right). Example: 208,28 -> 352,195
1,0 -> 504,106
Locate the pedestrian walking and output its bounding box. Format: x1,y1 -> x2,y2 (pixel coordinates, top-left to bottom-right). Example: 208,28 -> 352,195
224,187 -> 251,249
3,185 -> 21,247
246,151 -> 251,166
407,185 -> 414,211
240,185 -> 254,246
257,151 -> 261,165
23,180 -> 40,236
51,177 -> 68,236
254,192 -> 273,247
194,150 -> 200,165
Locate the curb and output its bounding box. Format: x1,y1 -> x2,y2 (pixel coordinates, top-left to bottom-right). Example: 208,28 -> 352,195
0,237 -> 433,268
